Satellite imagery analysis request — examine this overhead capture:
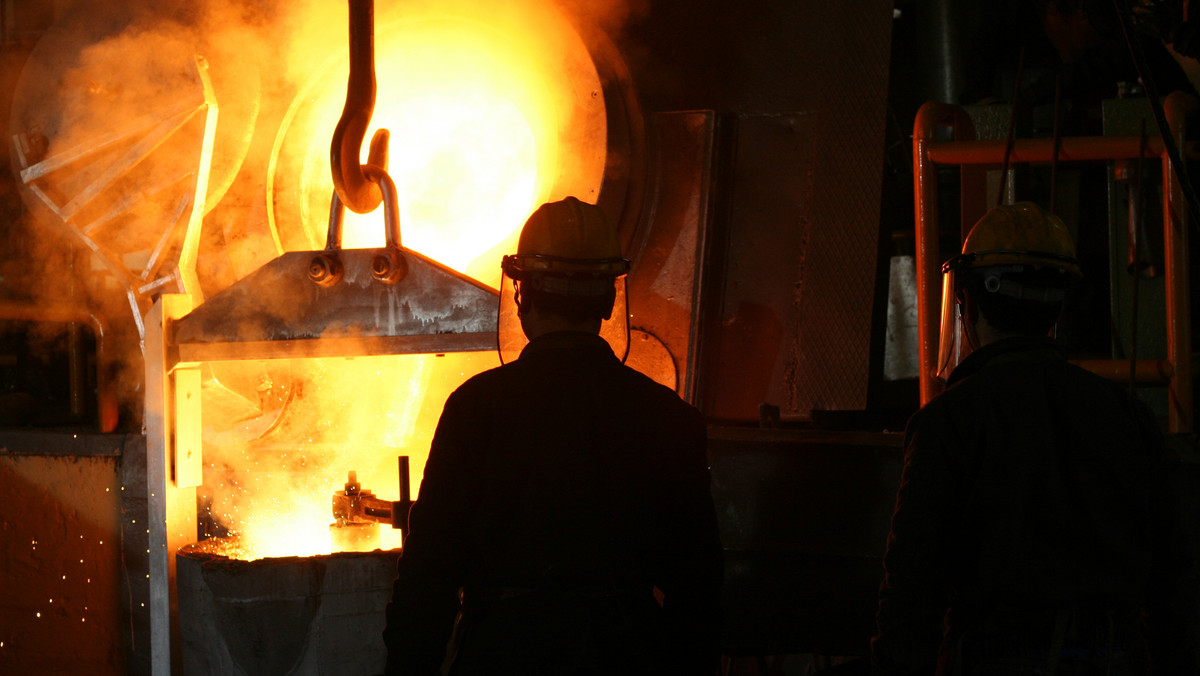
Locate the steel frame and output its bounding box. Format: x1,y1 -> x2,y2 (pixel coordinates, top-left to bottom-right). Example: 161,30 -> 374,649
912,94 -> 1195,433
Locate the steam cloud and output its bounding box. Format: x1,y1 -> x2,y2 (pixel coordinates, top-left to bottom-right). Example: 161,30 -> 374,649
5,0 -> 637,557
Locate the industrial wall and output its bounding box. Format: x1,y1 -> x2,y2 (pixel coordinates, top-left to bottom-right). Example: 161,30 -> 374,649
0,442 -> 124,672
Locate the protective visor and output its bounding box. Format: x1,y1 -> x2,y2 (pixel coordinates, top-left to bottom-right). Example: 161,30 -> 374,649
936,263 -> 970,382
936,258 -> 1072,381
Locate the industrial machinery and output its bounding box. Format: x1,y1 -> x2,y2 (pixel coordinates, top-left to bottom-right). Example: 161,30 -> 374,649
137,1 -> 691,671
331,464 -> 413,547
3,0 -> 898,673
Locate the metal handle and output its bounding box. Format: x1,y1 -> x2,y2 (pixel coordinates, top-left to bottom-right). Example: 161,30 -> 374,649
312,165 -> 406,285
322,165 -> 403,249
395,455 -> 412,536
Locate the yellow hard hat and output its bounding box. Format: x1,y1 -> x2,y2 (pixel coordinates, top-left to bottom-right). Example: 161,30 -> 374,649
936,202 -> 1079,381
946,201 -> 1082,278
502,196 -> 630,280
496,197 -> 633,364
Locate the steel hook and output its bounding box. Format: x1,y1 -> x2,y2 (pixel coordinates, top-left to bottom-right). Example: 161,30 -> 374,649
331,0 -> 389,214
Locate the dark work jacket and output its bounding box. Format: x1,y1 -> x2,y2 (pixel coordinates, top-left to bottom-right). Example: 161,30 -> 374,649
383,331 -> 723,675
873,337 -> 1197,675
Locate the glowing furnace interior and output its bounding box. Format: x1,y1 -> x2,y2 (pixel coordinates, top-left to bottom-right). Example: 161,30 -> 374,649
201,4 -> 610,560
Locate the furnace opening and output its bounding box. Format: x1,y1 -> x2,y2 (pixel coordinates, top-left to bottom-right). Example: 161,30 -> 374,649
204,2 -> 618,560
267,5 -> 608,287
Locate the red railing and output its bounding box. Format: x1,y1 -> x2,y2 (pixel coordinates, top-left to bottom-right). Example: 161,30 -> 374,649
912,93 -> 1195,433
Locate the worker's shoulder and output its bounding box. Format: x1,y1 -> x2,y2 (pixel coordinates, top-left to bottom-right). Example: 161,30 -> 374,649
454,356 -> 697,415
1019,355 -> 1138,402
613,359 -> 682,394
617,363 -> 702,413
441,347 -> 694,393
445,359 -> 522,397
930,355 -> 1150,423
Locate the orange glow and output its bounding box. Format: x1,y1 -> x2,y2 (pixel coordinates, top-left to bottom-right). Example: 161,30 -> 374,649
341,24 -> 546,280
203,352 -> 500,560
212,3 -> 606,561
269,6 -> 608,287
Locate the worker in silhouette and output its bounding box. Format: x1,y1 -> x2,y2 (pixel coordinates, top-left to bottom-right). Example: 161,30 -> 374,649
383,196 -> 722,675
872,202 -> 1196,675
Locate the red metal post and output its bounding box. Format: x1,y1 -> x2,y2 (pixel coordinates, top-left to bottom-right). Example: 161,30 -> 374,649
911,96 -> 1195,432
913,102 -> 976,405
925,135 -> 1168,165
1163,92 -> 1194,433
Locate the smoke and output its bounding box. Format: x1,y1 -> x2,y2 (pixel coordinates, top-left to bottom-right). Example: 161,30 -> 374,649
5,0 -> 640,292
5,0 -> 639,553
4,0 -> 286,420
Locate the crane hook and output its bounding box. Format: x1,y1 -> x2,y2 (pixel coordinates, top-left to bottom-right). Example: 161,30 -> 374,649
331,0 -> 389,214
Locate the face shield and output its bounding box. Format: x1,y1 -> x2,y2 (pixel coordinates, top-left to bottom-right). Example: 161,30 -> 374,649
936,260 -> 971,382
937,253 -> 1075,381
497,264 -> 630,364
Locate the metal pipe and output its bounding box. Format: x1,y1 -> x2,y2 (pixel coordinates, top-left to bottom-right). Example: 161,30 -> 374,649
397,455 -> 411,538
1163,92 -> 1195,432
0,301 -> 115,432
1129,124 -> 1145,392
926,135 -> 1169,165
1049,74 -> 1063,212
998,45 -> 1025,208
912,96 -> 1198,430
913,101 -> 976,404
399,455 -> 411,506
